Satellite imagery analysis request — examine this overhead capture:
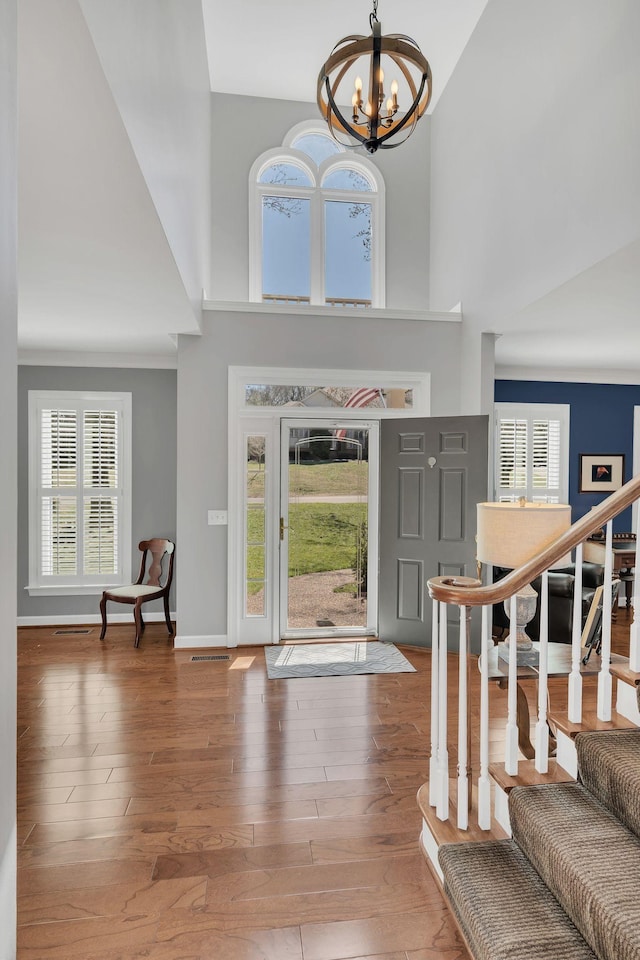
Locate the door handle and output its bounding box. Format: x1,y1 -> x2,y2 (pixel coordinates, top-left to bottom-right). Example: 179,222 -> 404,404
280,517 -> 288,541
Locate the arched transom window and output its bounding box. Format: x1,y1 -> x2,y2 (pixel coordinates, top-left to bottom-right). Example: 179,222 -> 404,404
249,121 -> 385,308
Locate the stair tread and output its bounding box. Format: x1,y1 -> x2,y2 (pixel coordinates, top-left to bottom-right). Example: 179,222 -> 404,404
417,781 -> 508,845
550,707 -> 638,739
440,839 -> 597,960
489,759 -> 574,792
610,660 -> 640,686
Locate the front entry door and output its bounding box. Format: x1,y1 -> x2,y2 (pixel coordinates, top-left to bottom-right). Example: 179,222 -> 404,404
379,415 -> 488,648
280,419 -> 379,639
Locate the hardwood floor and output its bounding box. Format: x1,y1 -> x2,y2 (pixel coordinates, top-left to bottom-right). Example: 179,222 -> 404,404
16,616 -> 634,959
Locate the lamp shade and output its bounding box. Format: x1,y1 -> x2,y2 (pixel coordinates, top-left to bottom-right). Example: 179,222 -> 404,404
477,502 -> 572,569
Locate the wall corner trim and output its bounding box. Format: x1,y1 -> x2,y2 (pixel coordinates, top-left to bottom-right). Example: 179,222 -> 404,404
173,634 -> 229,649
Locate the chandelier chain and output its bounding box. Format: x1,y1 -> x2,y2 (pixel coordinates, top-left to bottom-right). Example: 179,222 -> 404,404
370,0 -> 379,29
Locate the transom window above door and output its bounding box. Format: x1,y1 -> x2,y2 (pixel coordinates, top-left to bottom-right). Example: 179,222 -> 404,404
249,121 -> 385,308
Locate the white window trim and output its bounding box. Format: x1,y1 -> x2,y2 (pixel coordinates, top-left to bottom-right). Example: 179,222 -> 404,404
27,390 -> 132,596
249,128 -> 385,308
494,402 -> 570,503
229,365 -> 430,418
227,365 -> 430,647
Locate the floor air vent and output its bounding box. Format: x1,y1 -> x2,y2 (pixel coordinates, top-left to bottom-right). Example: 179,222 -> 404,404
53,629 -> 92,635
191,654 -> 231,662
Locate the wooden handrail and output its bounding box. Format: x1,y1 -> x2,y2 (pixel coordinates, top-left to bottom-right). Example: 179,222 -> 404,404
428,474 -> 640,607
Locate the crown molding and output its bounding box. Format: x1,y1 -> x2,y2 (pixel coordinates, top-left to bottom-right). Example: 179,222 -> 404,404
18,349 -> 178,369
496,365 -> 640,385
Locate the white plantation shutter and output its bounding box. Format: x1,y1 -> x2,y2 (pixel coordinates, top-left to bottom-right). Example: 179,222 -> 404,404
497,417 -> 528,495
29,392 -> 131,593
495,403 -> 569,503
84,410 -> 118,487
84,497 -> 118,575
41,496 -> 77,576
83,410 -> 119,576
41,410 -> 77,487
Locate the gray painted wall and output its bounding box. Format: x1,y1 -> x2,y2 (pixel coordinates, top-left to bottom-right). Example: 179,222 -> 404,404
0,0 -> 17,950
18,366 -> 177,619
176,309 -> 462,641
210,92 -> 430,310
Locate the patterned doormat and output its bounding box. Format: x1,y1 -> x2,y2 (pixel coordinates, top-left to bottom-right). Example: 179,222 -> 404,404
264,641 -> 416,679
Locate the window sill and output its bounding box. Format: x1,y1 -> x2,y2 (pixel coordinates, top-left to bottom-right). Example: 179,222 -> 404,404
25,584 -> 119,597
202,299 -> 462,324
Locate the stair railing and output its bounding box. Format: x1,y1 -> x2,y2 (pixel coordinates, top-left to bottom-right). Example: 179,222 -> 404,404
426,475 -> 640,832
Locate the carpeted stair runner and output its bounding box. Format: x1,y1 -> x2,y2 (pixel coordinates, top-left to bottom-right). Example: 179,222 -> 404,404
574,728 -> 640,838
439,728 -> 640,960
439,840 -> 598,960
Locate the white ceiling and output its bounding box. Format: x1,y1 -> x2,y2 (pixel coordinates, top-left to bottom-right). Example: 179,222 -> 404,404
495,239 -> 640,375
202,0 -> 490,111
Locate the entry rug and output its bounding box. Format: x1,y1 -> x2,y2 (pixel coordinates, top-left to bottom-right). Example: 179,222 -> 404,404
264,641 -> 416,679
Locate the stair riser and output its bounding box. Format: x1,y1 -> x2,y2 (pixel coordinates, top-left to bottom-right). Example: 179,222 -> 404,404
617,678 -> 640,724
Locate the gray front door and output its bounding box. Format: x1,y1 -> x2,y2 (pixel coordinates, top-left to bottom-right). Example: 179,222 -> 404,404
379,415 -> 488,648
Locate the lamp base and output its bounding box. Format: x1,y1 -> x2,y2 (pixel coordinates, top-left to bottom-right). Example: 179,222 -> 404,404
499,583 -> 539,665
497,641 -> 539,667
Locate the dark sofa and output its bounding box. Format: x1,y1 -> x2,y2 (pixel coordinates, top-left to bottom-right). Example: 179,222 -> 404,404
492,562 -> 605,644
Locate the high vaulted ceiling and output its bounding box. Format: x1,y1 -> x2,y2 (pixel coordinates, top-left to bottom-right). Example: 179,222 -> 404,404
16,0 -> 640,376
201,0 -> 490,111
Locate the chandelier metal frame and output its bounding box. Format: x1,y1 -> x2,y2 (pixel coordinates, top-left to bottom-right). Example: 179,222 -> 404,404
317,1 -> 432,154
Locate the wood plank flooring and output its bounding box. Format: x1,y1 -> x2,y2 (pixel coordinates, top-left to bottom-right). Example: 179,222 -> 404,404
17,617 -> 634,959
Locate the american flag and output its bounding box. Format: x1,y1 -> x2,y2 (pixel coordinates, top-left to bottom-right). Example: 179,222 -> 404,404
335,387 -> 382,440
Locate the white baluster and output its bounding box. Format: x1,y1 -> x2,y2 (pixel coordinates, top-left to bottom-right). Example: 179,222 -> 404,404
477,604 -> 492,830
457,605 -> 468,829
436,601 -> 450,821
535,570 -> 549,773
505,592 -> 519,775
568,542 -> 583,723
597,520 -> 614,720
631,504 -> 640,673
429,598 -> 439,807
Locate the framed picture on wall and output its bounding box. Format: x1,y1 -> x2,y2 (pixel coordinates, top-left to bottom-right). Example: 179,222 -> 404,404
579,454 -> 625,493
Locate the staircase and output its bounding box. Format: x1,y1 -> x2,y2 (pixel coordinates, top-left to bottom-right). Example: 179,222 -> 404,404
439,727 -> 640,960
419,478 -> 640,960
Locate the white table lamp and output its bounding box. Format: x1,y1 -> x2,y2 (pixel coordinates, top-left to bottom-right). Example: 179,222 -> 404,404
477,501 -> 572,664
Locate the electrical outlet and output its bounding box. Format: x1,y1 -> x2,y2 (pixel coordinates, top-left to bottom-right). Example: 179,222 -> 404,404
208,510 -> 228,525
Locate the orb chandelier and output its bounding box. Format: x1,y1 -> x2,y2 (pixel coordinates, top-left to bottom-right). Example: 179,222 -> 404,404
317,0 -> 432,154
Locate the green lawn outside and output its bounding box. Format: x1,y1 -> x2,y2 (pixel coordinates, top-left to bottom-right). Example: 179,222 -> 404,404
247,501 -> 366,583
247,459 -> 368,498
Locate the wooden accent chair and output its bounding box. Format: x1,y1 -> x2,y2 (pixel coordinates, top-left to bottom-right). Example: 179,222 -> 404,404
99,539 -> 175,648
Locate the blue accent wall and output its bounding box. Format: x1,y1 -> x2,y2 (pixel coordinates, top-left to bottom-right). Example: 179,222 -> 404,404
495,380 -> 640,532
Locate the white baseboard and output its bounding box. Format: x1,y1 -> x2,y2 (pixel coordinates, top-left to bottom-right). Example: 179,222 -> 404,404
419,820 -> 443,882
173,634 -> 228,649
17,612 -> 177,628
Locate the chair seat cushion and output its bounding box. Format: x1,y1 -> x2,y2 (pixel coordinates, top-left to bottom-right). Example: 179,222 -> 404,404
105,584 -> 161,599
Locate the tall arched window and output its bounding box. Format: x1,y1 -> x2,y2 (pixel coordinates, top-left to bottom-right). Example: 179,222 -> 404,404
249,121 -> 385,307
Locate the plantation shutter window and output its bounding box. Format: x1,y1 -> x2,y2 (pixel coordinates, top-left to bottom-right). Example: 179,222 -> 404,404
494,403 -> 569,504
29,392 -> 132,595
